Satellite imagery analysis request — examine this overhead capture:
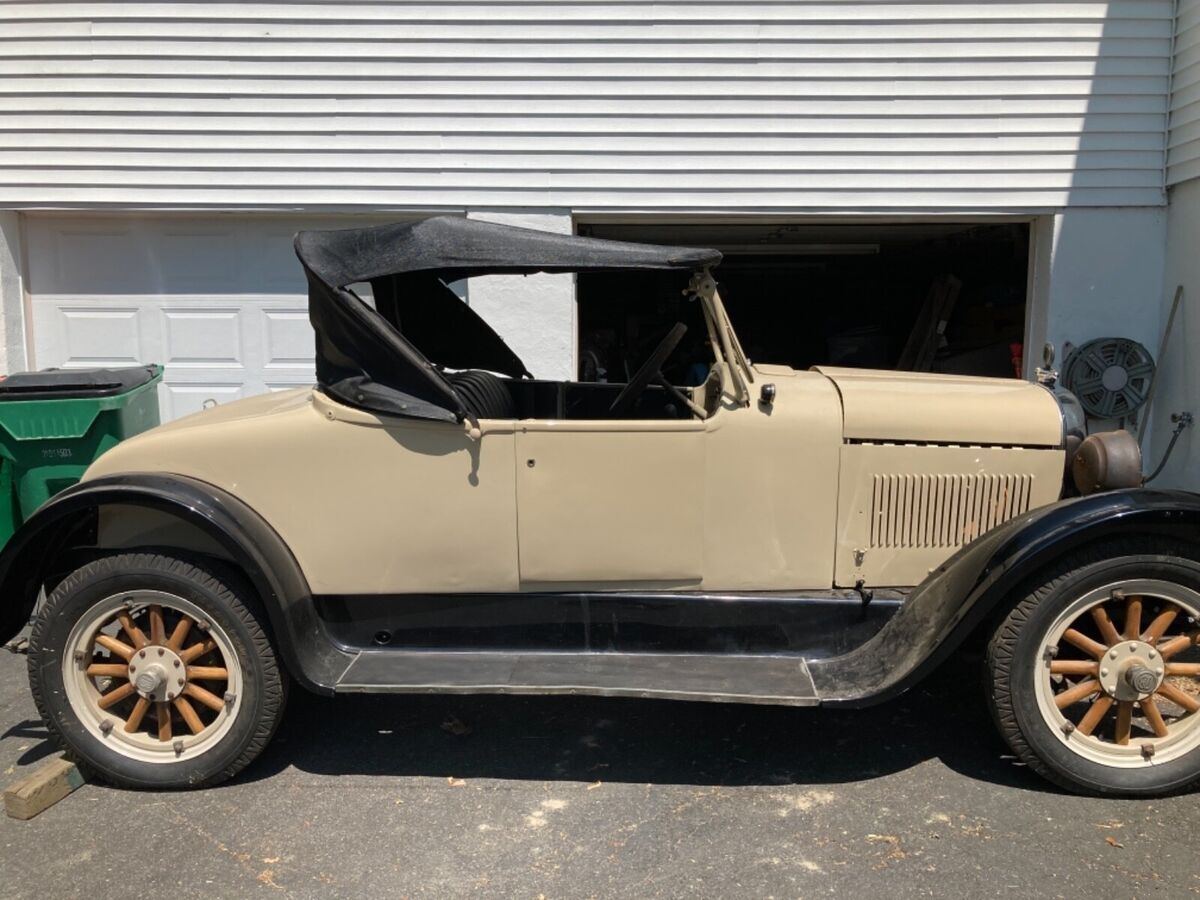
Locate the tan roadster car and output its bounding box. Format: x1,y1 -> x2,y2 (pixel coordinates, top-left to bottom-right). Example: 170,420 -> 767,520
3,217 -> 1198,795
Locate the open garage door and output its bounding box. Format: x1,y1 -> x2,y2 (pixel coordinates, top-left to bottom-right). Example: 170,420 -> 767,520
23,214 -> 389,420
575,220 -> 1031,385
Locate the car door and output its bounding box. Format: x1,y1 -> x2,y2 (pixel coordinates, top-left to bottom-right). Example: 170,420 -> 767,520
514,418 -> 705,585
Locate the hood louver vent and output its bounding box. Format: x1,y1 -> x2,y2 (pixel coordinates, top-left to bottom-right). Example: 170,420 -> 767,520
869,473 -> 1034,549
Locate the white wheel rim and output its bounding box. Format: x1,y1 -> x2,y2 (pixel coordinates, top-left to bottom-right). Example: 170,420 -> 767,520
1033,579 -> 1200,769
62,591 -> 244,765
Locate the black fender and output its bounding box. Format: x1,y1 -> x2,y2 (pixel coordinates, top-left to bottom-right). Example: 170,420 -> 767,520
810,487 -> 1200,707
0,473 -> 351,694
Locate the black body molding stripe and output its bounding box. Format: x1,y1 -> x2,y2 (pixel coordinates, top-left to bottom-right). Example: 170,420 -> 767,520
4,479 -> 1200,707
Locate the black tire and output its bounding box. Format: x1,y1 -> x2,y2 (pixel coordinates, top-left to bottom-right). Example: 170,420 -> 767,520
28,552 -> 287,789
986,538 -> 1200,797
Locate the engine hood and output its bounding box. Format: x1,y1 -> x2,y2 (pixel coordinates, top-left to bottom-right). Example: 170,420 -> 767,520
814,366 -> 1062,447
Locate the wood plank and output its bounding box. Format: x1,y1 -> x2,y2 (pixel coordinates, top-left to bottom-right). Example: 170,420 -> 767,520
3,758 -> 85,821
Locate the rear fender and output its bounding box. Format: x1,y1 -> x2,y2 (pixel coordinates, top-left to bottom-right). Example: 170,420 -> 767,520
811,488 -> 1200,706
0,473 -> 349,694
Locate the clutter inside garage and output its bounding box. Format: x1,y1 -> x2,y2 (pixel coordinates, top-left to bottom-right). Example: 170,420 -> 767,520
576,222 -> 1030,385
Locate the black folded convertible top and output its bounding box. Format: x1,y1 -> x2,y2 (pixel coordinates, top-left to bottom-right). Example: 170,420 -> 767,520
295,216 -> 721,422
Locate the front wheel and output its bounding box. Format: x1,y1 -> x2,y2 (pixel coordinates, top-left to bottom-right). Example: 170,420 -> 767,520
986,540 -> 1200,796
28,553 -> 287,789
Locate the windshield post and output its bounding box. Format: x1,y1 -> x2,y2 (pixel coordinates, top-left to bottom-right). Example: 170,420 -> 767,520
688,268 -> 753,406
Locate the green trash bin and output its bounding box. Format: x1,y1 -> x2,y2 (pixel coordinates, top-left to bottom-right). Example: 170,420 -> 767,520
0,364 -> 163,551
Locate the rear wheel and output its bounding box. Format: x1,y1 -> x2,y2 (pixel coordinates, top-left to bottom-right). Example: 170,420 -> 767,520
987,540 -> 1200,796
28,553 -> 286,789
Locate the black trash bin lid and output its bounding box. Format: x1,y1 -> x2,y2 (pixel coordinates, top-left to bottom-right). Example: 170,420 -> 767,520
0,365 -> 160,401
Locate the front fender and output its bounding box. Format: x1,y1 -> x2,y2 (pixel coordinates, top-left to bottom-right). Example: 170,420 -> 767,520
0,473 -> 350,694
810,488 -> 1200,706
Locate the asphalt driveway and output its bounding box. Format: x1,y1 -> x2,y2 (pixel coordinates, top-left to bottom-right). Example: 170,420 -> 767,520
1,644 -> 1197,898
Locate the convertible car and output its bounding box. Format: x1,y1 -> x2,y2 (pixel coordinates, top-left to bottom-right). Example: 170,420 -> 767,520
4,217 -> 1199,795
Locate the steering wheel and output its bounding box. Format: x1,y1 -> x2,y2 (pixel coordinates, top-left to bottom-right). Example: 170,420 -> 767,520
609,322 -> 688,416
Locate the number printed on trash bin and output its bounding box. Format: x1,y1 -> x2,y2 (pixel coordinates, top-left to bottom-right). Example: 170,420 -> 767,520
41,448 -> 72,459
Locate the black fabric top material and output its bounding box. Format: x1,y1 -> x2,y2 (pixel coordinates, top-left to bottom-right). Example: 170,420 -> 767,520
294,216 -> 721,286
294,216 -> 721,422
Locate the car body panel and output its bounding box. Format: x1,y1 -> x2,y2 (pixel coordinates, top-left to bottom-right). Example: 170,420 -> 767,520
83,361 -> 1072,597
816,366 -> 1062,446
515,419 -> 707,583
87,389 -> 522,596
85,366 -> 846,594
834,442 -> 1066,587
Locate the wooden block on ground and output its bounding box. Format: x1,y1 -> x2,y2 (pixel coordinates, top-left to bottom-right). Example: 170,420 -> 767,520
4,757 -> 85,820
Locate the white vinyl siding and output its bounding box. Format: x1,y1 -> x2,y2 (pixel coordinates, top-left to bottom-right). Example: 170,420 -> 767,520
0,1 -> 1175,211
1169,0 -> 1200,185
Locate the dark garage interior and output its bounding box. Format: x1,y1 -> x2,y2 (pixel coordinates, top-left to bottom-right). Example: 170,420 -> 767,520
575,221 -> 1031,386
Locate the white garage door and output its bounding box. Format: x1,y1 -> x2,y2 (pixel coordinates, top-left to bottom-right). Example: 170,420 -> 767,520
25,214 -> 389,420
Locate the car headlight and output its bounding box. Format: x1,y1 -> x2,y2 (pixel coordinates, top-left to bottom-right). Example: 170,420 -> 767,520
1053,386 -> 1086,450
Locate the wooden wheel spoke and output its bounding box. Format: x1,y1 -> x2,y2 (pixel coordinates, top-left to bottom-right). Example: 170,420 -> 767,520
1166,662 -> 1200,676
117,613 -> 148,650
182,682 -> 227,713
186,666 -> 228,681
1050,659 -> 1099,676
1158,632 -> 1200,660
1123,596 -> 1143,641
1140,698 -> 1170,737
1056,679 -> 1102,709
1062,629 -> 1107,660
1077,695 -> 1114,735
124,697 -> 151,733
167,616 -> 193,652
1156,682 -> 1200,713
1114,701 -> 1133,745
97,681 -> 136,710
156,701 -> 172,741
173,697 -> 205,735
85,663 -> 128,678
148,605 -> 166,644
1091,607 -> 1122,646
179,638 -> 218,664
94,634 -> 135,661
1143,609 -> 1178,644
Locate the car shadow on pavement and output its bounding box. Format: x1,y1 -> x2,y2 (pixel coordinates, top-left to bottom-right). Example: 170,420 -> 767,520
242,656 -> 1060,794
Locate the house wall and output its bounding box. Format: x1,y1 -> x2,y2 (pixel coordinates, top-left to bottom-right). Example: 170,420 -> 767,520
0,1 -> 1182,469
1143,178 -> 1200,488
1167,0 -> 1200,186
0,1 -> 1174,212
0,212 -> 26,375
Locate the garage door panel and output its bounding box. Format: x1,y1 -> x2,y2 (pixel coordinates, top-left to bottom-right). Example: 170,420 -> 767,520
261,307 -> 315,372
24,214 -> 395,419
49,305 -> 143,367
155,228 -> 244,293
161,307 -> 244,369
161,382 -> 246,420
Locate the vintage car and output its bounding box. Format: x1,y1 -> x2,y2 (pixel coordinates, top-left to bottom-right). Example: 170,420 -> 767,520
3,217 -> 1198,795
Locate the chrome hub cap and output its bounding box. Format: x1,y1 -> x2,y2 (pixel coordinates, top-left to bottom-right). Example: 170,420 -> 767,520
1097,640 -> 1165,701
129,644 -> 186,702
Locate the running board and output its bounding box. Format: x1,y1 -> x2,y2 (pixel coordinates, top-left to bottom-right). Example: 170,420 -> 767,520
335,650 -> 819,706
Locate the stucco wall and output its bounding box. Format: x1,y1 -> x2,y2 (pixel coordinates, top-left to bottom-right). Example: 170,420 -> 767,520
464,211 -> 576,381
1030,207 -> 1166,372
1144,179 -> 1200,488
0,211 -> 26,375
